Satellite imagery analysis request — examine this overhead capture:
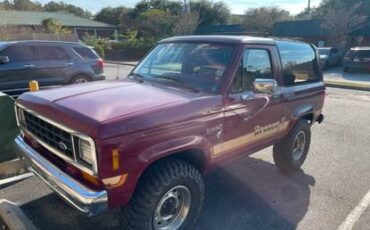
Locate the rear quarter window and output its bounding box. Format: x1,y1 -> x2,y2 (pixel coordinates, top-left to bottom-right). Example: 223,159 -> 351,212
277,41 -> 320,86
73,47 -> 99,59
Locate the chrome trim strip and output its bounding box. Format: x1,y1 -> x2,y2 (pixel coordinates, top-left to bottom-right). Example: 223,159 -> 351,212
13,136 -> 107,216
15,103 -> 98,176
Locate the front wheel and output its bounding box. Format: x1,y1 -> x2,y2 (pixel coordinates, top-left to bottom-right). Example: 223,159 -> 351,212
273,119 -> 311,173
121,158 -> 205,230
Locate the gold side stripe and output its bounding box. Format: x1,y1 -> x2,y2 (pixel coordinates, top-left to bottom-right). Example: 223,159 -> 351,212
213,122 -> 289,156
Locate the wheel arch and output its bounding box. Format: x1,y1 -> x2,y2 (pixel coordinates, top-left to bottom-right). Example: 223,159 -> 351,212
292,104 -> 315,125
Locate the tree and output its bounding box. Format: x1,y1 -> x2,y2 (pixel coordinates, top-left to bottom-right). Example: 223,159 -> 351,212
43,1 -> 92,18
322,2 -> 366,48
243,7 -> 291,33
137,9 -> 176,37
96,7 -> 129,25
172,12 -> 200,35
42,18 -> 71,34
9,0 -> 42,11
190,0 -> 230,27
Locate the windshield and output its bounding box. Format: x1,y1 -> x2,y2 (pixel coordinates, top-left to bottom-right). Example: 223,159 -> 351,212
132,42 -> 235,93
318,48 -> 330,55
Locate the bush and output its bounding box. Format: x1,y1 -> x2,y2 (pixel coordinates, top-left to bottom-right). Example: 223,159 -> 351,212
83,35 -> 111,58
112,37 -> 157,50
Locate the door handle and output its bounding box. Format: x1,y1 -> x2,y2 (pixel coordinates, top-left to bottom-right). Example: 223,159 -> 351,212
24,64 -> 34,68
65,62 -> 74,66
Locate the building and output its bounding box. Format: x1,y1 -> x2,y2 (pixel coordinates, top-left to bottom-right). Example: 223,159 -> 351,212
0,10 -> 118,41
270,19 -> 328,46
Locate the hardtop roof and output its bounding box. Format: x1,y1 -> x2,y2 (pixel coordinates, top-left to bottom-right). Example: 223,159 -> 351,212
159,35 -> 276,45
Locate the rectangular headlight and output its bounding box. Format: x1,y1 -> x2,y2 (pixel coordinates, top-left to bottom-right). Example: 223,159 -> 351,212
78,138 -> 94,165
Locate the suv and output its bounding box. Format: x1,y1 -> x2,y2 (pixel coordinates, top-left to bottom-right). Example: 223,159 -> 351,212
317,47 -> 343,70
14,36 -> 325,230
0,41 -> 105,96
343,47 -> 370,72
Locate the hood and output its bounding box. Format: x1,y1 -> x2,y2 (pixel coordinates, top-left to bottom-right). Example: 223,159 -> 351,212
17,80 -> 191,135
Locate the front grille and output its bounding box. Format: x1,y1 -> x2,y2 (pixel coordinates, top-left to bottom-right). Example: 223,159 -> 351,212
21,109 -> 74,157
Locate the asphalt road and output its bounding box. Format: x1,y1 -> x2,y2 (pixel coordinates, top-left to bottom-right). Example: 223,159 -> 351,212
0,87 -> 369,230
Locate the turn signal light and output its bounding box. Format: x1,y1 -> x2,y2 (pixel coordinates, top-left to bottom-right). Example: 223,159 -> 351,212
112,148 -> 120,171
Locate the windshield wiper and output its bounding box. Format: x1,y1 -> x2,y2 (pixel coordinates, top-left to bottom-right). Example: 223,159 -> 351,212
152,76 -> 200,93
128,73 -> 145,83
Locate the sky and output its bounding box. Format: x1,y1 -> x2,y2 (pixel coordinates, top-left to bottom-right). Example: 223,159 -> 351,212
32,0 -> 322,15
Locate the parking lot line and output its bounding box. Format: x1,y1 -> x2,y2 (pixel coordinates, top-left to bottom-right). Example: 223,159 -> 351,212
0,172 -> 34,186
337,188 -> 370,230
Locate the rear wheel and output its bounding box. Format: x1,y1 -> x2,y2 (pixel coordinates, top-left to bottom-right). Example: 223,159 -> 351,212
71,75 -> 91,84
121,158 -> 205,230
273,119 -> 311,173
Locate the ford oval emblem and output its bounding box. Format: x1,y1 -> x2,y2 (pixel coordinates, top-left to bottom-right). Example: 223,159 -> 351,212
58,141 -> 68,151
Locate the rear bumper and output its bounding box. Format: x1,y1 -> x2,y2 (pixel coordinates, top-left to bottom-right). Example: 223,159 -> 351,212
94,73 -> 106,81
13,135 -> 108,216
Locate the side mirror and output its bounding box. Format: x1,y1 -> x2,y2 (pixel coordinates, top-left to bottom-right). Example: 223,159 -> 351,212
0,56 -> 9,64
254,78 -> 278,94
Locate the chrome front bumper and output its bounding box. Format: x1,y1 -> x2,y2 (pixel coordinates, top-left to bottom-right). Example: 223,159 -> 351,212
13,136 -> 108,216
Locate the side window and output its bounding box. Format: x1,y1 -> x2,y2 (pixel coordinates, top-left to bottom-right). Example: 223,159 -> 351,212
73,47 -> 99,59
277,41 -> 319,86
0,45 -> 36,62
38,46 -> 70,61
231,49 -> 273,93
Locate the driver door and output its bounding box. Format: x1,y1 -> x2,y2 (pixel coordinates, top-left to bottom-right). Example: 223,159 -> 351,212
213,46 -> 286,157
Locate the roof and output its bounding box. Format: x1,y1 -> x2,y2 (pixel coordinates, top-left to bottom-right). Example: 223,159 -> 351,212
351,47 -> 370,51
352,22 -> 370,36
271,19 -> 327,37
0,40 -> 86,46
195,24 -> 247,35
160,35 -> 276,45
0,10 -> 116,28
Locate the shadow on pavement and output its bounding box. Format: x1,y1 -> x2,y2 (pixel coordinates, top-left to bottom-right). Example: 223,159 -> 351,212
21,156 -> 315,230
196,156 -> 315,230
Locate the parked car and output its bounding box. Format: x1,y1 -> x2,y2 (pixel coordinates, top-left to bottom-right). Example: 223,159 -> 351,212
343,47 -> 370,72
14,36 -> 325,230
317,47 -> 343,70
0,41 -> 105,96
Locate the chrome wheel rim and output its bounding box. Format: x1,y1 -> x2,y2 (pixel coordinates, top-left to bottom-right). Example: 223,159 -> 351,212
292,131 -> 306,160
73,78 -> 88,84
153,185 -> 191,230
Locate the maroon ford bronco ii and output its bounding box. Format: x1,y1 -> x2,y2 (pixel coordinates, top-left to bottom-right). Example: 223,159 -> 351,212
14,36 -> 325,230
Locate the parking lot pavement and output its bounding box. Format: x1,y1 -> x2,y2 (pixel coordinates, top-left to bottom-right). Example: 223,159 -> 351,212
0,87 -> 369,230
104,63 -> 134,80
324,67 -> 370,85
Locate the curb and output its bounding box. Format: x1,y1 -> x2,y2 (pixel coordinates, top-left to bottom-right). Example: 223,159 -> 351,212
0,200 -> 37,230
105,61 -> 138,67
0,158 -> 26,179
325,80 -> 370,92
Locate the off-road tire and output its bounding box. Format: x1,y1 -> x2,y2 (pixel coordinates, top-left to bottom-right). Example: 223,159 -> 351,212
273,119 -> 311,173
121,158 -> 205,230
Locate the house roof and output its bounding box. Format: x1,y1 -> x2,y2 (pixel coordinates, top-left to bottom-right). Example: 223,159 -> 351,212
0,10 -> 116,29
271,19 -> 327,37
352,22 -> 370,36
